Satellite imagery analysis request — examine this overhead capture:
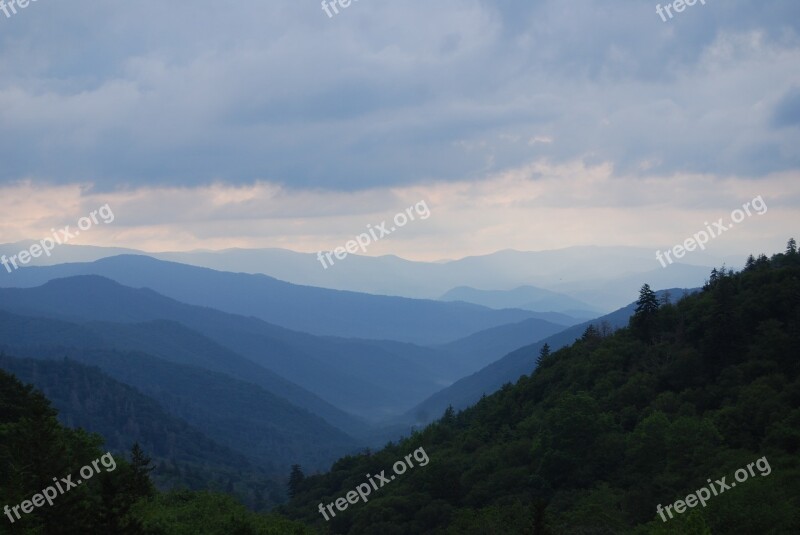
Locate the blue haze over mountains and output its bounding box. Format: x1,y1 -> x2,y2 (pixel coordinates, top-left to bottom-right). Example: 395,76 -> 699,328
0,242 -> 723,310
0,249 -> 699,485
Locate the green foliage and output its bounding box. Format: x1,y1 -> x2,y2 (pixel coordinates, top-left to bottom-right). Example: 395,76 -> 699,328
0,368 -> 314,533
0,369 -> 150,533
632,283 -> 660,342
536,343 -> 551,368
287,465 -> 305,500
786,237 -> 797,255
283,245 -> 800,533
130,443 -> 157,499
132,491 -> 312,535
5,243 -> 800,532
0,354 -> 286,510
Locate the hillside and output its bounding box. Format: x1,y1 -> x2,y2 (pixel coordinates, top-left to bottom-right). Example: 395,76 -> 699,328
0,276 -> 468,421
0,367 -> 311,533
0,308 -> 364,436
435,317 -> 568,376
0,354 -> 284,509
408,288 -> 695,425
0,342 -> 359,475
281,244 -> 800,533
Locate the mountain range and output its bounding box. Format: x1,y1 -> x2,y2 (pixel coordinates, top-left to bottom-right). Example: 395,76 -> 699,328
0,248 -> 715,522
0,242 -> 727,309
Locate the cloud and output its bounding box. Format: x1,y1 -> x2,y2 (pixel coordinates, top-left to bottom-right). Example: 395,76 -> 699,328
1,162 -> 796,261
772,85 -> 800,128
0,0 -> 798,190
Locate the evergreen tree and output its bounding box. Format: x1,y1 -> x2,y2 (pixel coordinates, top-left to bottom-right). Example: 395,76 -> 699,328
130,442 -> 156,499
287,464 -> 305,499
787,237 -> 797,255
634,284 -> 659,316
632,283 -> 659,342
442,405 -> 456,424
536,343 -> 551,367
581,325 -> 600,341
706,267 -> 719,288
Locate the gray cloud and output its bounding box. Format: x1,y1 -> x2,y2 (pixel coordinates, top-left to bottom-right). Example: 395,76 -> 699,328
773,85 -> 800,127
0,0 -> 798,191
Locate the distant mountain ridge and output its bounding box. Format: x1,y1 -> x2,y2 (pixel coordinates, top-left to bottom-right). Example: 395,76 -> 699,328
0,255 -> 542,345
0,306 -> 364,435
408,287 -> 697,424
0,275 -> 493,421
0,243 -> 729,309
0,320 -> 360,474
436,317 -> 568,374
440,285 -> 601,316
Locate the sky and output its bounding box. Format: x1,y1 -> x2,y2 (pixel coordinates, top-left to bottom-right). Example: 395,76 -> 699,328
0,0 -> 798,261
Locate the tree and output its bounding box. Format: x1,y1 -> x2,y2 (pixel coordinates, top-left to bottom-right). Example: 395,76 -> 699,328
599,320 -> 613,338
706,267 -> 720,288
634,284 -> 659,316
129,442 -> 155,499
287,464 -> 305,499
787,238 -> 797,255
537,343 -> 551,367
632,284 -> 659,342
581,325 -> 600,341
660,289 -> 672,306
442,405 -> 456,424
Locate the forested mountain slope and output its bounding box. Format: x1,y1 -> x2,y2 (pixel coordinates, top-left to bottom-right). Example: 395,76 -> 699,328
408,287 -> 693,425
0,368 -> 311,533
0,354 -> 285,509
283,244 -> 800,534
0,276 -> 475,421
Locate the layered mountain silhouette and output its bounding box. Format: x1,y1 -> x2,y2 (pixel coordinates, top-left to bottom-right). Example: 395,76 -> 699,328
0,255 -> 545,345
408,288 -> 696,424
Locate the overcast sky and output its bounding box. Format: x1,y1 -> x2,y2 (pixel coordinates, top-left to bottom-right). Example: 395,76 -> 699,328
1,0 -> 798,260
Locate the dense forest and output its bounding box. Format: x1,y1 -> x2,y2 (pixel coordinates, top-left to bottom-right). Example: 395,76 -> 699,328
282,241 -> 800,533
0,354 -> 288,511
2,242 -> 798,533
0,366 -> 310,534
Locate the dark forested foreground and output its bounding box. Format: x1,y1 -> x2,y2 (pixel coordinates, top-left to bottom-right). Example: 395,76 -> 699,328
2,242 -> 799,534
0,368 -> 311,534
282,242 -> 800,533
